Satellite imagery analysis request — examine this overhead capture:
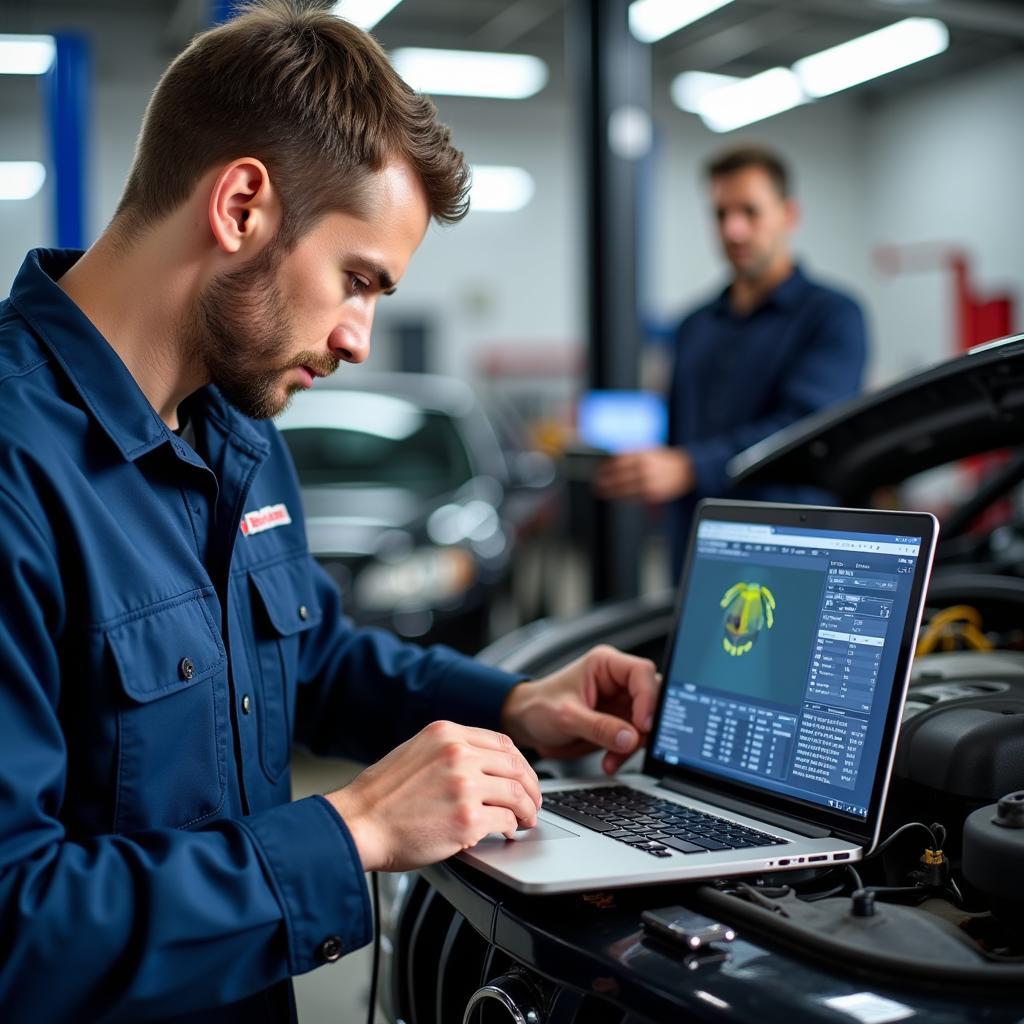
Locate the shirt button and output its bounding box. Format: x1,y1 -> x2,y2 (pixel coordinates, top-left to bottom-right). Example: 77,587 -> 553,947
241,694 -> 251,715
178,657 -> 195,681
318,936 -> 343,962
298,604 -> 309,621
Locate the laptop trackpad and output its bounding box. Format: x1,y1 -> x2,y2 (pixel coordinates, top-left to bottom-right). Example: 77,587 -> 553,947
476,820 -> 579,845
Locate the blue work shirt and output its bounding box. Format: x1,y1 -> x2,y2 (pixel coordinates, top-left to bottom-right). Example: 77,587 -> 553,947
0,249 -> 520,1022
667,264 -> 867,577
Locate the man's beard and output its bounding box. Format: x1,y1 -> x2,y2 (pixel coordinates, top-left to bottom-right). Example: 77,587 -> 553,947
728,247 -> 771,281
181,245 -> 338,420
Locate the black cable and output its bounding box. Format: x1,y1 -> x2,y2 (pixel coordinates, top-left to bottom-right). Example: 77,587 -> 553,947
864,821 -> 938,860
801,883 -> 847,902
861,884 -> 930,897
367,872 -> 380,1024
947,876 -> 964,906
846,864 -> 864,893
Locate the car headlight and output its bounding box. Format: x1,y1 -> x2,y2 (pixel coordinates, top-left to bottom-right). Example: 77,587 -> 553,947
354,546 -> 478,612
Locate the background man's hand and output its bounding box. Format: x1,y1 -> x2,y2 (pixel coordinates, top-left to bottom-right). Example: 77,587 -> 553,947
326,721 -> 541,872
593,446 -> 695,503
500,645 -> 661,775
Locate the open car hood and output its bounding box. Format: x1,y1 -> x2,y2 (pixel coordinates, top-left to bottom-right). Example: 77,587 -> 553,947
730,333 -> 1024,502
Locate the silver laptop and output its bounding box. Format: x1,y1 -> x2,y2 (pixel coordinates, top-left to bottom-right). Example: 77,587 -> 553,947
460,499 -> 938,893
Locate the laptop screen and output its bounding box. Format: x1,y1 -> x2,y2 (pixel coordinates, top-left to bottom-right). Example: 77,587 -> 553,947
650,513 -> 928,825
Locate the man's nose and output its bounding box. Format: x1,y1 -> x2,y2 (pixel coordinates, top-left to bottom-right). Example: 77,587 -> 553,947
721,213 -> 749,241
328,321 -> 371,364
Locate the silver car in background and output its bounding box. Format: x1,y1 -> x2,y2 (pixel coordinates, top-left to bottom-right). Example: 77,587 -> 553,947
277,372 -> 559,652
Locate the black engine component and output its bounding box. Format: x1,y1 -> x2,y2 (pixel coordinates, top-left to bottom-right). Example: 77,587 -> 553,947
887,653 -> 1024,849
963,791 -> 1024,917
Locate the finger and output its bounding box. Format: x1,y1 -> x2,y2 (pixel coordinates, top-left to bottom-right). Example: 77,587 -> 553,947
558,702 -> 642,757
426,721 -> 523,757
464,806 -> 520,847
591,651 -> 660,733
477,748 -> 542,809
478,775 -> 539,829
594,457 -> 640,487
602,748 -> 636,775
599,464 -> 641,489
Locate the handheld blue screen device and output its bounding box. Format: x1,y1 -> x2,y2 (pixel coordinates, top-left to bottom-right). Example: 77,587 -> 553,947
576,390 -> 667,454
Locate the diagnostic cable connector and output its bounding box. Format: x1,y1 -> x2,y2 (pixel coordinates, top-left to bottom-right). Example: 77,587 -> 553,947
916,847 -> 949,888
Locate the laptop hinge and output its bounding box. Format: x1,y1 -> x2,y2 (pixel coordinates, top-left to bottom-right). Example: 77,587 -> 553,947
659,778 -> 831,839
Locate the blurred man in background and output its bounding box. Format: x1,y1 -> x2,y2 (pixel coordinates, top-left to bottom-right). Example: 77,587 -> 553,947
595,145 -> 867,579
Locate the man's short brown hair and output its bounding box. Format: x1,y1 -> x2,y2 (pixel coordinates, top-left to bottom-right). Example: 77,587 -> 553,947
705,145 -> 791,199
115,0 -> 469,246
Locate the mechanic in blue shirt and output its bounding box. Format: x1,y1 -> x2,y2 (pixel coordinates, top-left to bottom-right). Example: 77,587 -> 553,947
0,6 -> 658,1022
595,146 -> 867,579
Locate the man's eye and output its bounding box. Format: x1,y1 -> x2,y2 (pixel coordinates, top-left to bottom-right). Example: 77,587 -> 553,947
348,273 -> 369,295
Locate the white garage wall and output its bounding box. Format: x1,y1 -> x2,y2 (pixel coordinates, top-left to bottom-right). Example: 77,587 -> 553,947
373,92 -> 583,381
863,56 -> 1024,382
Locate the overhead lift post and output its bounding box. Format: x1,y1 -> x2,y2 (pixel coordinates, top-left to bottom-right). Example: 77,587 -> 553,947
571,0 -> 652,603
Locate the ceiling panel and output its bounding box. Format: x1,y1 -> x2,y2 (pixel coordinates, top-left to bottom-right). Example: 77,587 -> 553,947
2,0 -> 1022,101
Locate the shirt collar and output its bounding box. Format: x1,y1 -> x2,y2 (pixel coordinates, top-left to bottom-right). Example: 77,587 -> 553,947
769,263 -> 808,309
9,248 -> 268,462
712,263 -> 808,318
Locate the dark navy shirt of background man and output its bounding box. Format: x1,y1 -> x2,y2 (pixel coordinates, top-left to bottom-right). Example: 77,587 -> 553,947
594,145 -> 867,579
667,263 -> 866,575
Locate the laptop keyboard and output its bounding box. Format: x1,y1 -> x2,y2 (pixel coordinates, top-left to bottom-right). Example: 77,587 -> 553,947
543,786 -> 789,858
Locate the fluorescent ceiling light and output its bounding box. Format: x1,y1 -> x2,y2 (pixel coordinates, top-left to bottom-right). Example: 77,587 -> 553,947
698,67 -> 805,132
0,162 -> 46,200
330,0 -> 403,31
629,0 -> 734,43
794,17 -> 949,98
391,48 -> 547,99
0,34 -> 56,75
670,70 -> 740,113
470,166 -> 534,213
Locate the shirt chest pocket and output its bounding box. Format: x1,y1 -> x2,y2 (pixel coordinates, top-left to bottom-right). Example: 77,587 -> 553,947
104,592 -> 228,833
248,557 -> 322,783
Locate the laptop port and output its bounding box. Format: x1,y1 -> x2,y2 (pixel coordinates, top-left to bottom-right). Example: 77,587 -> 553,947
808,855 -> 827,863
833,852 -> 850,860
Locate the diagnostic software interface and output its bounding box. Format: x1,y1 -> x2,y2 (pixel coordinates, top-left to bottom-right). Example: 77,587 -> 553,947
652,519 -> 923,820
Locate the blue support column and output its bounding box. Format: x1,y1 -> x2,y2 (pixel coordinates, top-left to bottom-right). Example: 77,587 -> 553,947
44,33 -> 90,249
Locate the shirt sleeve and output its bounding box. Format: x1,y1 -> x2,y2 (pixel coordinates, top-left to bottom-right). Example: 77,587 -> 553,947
0,486 -> 371,1022
684,294 -> 867,496
294,556 -> 524,762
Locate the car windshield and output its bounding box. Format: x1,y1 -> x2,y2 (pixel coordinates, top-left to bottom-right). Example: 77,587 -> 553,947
281,413 -> 474,498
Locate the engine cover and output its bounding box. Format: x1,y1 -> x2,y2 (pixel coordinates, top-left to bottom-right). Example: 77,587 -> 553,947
887,651 -> 1024,845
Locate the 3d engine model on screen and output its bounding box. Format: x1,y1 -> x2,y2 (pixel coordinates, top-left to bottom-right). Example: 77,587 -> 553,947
720,582 -> 776,656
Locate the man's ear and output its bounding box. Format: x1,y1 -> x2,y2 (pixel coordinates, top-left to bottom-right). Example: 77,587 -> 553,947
208,158 -> 281,255
783,197 -> 801,235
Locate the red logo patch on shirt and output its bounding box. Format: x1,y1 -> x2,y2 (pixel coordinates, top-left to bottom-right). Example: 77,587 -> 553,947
239,503 -> 292,536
